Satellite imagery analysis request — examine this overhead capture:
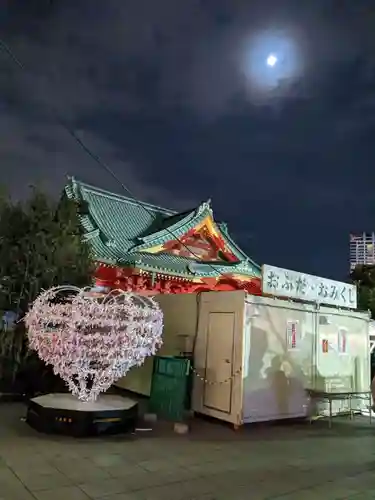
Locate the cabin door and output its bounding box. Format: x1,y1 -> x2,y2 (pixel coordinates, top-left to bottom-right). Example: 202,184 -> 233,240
203,312 -> 235,413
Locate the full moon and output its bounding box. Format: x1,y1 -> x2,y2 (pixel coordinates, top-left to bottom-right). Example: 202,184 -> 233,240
266,54 -> 277,67
241,30 -> 302,98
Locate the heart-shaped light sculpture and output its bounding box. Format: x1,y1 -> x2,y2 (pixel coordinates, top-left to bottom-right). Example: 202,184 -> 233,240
24,286 -> 163,402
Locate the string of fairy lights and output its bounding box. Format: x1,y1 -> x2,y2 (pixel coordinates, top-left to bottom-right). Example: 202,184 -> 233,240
25,286 -> 164,401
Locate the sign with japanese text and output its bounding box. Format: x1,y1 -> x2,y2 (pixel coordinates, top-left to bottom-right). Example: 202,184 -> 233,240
262,264 -> 357,309
286,320 -> 299,350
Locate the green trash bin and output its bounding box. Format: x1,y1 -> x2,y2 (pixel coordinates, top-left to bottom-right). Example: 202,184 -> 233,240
149,356 -> 192,422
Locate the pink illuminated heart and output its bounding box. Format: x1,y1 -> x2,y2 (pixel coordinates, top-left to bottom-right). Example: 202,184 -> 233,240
25,286 -> 163,401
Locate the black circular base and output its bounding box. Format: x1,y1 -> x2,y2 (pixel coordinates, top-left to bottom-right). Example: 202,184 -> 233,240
26,393 -> 138,437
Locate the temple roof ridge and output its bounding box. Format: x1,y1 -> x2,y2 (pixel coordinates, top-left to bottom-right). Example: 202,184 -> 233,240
66,177 -> 176,216
195,198 -> 212,216
132,201 -> 212,251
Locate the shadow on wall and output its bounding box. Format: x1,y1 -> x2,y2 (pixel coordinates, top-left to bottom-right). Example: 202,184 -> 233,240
243,324 -> 309,421
243,300 -> 366,421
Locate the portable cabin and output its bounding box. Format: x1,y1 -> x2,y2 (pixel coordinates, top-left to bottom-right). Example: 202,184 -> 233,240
192,291 -> 370,426
115,290 -> 370,426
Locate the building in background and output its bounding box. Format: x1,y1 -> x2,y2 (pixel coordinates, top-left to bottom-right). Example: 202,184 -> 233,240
350,232 -> 375,271
65,178 -> 262,295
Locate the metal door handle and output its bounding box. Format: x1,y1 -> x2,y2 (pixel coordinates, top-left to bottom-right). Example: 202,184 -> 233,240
224,359 -> 230,364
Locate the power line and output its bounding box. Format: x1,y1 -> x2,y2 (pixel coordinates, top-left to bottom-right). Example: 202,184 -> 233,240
0,37 -> 251,285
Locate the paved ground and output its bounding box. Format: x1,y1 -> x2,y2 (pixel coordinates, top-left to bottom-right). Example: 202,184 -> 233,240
1,404 -> 375,499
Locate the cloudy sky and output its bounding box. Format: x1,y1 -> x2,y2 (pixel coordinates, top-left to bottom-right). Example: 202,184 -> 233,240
2,0 -> 375,280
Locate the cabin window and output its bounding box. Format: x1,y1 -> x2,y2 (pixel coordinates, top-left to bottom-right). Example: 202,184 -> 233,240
338,328 -> 348,354
286,320 -> 299,350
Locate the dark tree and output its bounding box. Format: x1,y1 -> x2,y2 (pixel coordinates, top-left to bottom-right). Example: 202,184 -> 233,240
350,264 -> 375,318
0,187 -> 94,391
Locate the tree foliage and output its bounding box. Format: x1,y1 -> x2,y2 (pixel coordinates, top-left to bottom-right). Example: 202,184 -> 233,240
0,187 -> 95,387
350,264 -> 375,318
0,188 -> 94,313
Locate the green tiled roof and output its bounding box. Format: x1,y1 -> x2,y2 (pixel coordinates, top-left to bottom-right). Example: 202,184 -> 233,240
65,178 -> 261,278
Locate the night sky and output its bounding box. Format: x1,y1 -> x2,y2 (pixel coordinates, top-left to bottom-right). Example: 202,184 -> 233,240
2,1 -> 375,281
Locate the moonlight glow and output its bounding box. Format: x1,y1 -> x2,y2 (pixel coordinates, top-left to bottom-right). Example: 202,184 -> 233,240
242,30 -> 302,98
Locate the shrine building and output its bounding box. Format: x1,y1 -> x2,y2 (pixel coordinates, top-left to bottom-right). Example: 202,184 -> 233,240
65,178 -> 261,295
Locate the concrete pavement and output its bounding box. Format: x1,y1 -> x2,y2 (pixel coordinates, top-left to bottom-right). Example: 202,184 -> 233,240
0,404 -> 374,499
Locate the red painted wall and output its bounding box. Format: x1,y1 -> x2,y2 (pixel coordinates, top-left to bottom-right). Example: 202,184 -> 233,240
95,263 -> 261,296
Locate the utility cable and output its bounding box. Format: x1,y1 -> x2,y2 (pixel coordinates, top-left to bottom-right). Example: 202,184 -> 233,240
0,37 -> 255,284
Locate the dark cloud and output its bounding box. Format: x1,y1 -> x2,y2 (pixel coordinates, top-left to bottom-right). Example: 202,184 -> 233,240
1,0 -> 375,278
